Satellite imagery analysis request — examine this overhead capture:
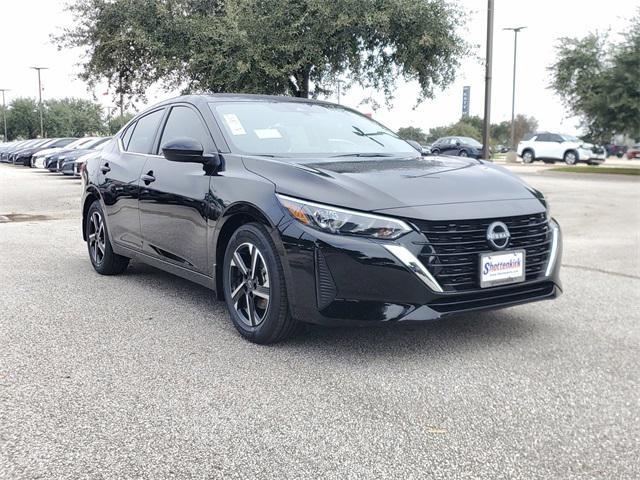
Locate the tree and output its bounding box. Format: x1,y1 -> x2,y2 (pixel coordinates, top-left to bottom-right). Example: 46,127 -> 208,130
5,98 -> 39,140
397,126 -> 428,144
44,98 -> 105,137
548,13 -> 640,141
58,0 -> 468,105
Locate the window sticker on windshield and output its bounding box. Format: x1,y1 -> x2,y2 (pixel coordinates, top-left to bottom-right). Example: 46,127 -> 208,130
222,114 -> 247,135
254,128 -> 282,139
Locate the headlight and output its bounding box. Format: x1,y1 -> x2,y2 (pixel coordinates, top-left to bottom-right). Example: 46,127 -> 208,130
276,194 -> 412,240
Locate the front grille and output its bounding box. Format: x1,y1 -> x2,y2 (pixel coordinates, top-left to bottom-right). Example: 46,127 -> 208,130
412,213 -> 551,292
429,281 -> 556,313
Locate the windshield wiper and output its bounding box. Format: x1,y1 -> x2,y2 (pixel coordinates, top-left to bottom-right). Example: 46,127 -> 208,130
330,153 -> 396,158
351,126 -> 385,147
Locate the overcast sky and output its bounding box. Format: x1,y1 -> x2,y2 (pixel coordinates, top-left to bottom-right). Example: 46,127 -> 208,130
0,0 -> 636,136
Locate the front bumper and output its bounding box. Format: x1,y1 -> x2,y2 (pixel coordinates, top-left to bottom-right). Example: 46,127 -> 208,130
578,149 -> 606,163
279,219 -> 562,326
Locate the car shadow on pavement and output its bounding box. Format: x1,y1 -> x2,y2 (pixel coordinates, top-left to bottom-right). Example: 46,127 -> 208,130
121,260 -> 543,357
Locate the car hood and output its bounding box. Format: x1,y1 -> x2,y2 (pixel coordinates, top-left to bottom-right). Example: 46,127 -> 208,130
242,155 -> 545,218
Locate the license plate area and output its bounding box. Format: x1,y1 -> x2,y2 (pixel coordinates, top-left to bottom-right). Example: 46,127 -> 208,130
479,249 -> 526,288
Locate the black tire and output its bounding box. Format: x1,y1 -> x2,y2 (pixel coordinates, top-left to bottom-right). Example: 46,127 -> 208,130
459,150 -> 468,157
563,150 -> 578,165
85,200 -> 129,275
222,223 -> 300,344
431,149 -> 440,156
522,150 -> 535,163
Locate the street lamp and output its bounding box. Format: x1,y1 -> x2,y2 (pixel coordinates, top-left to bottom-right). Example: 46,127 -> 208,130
31,66 -> 48,138
0,88 -> 9,142
481,0 -> 495,160
503,26 -> 526,149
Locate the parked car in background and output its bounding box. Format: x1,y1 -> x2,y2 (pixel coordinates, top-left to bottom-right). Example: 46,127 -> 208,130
0,140 -> 30,161
2,139 -> 45,163
625,144 -> 640,160
31,137 -> 85,168
11,138 -> 57,166
17,137 -> 80,167
46,137 -> 110,172
605,143 -> 627,158
430,136 -> 484,159
517,132 -> 606,165
405,140 -> 431,156
59,139 -> 112,176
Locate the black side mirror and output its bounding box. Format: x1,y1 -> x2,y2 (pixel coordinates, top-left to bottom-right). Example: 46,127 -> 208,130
455,141 -> 461,147
162,137 -> 205,163
405,139 -> 424,154
162,137 -> 222,171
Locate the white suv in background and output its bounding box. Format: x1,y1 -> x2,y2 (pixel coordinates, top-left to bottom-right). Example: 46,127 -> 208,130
517,132 -> 606,165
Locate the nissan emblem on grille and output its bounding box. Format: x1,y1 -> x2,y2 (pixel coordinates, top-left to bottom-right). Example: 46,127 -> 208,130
486,221 -> 510,250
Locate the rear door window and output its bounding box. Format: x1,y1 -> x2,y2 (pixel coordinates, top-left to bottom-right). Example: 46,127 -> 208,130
127,110 -> 164,154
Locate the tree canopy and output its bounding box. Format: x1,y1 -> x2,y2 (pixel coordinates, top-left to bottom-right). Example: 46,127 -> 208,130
397,126 -> 429,144
1,97 -> 128,140
548,13 -> 640,142
56,0 -> 468,106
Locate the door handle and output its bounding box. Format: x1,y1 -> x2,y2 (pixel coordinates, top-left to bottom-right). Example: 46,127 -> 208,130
141,171 -> 156,185
100,163 -> 111,173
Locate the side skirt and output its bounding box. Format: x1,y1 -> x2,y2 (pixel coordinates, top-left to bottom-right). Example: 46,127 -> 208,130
113,243 -> 216,292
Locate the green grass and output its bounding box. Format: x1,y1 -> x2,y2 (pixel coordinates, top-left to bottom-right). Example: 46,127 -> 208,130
550,166 -> 640,176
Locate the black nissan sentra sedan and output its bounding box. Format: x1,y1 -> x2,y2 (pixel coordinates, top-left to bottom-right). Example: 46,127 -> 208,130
81,94 -> 562,344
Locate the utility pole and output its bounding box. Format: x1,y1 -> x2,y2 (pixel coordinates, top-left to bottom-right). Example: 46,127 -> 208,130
481,0 -> 494,160
31,67 -> 48,138
504,26 -> 526,149
0,88 -> 9,142
336,79 -> 342,105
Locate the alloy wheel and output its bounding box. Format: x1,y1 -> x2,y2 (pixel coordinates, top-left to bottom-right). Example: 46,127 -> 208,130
564,152 -> 577,165
88,211 -> 106,265
228,242 -> 271,327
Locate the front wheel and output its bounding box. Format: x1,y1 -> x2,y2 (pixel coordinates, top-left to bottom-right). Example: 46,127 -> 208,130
223,223 -> 300,344
564,151 -> 578,165
86,200 -> 129,275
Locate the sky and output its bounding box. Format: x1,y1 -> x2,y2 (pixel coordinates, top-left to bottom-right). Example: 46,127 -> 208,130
0,0 -> 637,136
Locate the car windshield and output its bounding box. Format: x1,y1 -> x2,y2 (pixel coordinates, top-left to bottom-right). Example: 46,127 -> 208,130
84,137 -> 111,149
460,137 -> 482,147
68,137 -> 97,149
210,101 -> 416,157
560,134 -> 580,142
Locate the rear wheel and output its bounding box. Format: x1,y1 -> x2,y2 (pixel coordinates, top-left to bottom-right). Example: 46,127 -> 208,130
459,150 -> 468,158
563,150 -> 578,165
86,200 -> 129,275
223,223 -> 300,344
522,150 -> 534,163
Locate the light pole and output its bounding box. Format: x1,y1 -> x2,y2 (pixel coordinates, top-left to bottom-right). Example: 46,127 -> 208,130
481,0 -> 494,160
504,26 -> 526,149
0,88 -> 9,141
31,66 -> 48,138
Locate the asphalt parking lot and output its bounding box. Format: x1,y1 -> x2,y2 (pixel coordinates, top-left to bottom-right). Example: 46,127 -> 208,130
1,164 -> 639,479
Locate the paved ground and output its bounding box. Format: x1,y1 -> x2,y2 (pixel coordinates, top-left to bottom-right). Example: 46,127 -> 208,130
1,164 -> 639,479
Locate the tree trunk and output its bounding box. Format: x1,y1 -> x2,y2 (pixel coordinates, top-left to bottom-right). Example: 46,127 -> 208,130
296,68 -> 311,98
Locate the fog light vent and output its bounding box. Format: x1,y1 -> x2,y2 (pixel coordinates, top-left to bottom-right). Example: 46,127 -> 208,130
315,248 -> 337,310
